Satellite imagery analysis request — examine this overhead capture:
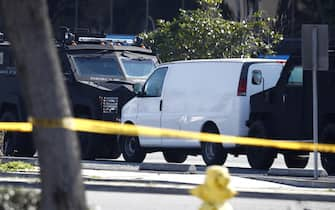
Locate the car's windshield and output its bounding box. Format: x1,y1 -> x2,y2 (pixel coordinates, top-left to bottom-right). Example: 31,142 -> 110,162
71,55 -> 123,79
121,58 -> 156,78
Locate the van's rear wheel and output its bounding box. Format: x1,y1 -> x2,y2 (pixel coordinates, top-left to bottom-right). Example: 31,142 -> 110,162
163,151 -> 187,163
284,152 -> 309,168
121,135 -> 146,163
320,124 -> 335,175
247,121 -> 276,170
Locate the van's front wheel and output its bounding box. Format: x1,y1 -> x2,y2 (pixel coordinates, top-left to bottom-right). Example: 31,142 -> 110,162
121,135 -> 146,163
163,151 -> 187,163
201,142 -> 227,166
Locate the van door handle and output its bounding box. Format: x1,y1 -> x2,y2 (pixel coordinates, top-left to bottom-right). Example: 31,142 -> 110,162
160,99 -> 163,111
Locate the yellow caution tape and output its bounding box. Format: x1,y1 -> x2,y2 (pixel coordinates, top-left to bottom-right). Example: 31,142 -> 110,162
0,122 -> 32,132
0,117 -> 335,153
29,117 -> 74,130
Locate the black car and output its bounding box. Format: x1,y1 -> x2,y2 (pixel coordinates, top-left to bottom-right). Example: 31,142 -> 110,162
0,32 -> 158,159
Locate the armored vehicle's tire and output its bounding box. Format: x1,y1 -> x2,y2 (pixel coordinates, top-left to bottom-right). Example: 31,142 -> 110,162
247,121 -> 276,170
1,111 -> 35,157
320,124 -> 335,175
284,152 -> 309,168
201,142 -> 227,166
121,135 -> 146,163
109,138 -> 121,159
1,112 -> 16,156
163,151 -> 187,163
78,131 -> 96,160
77,114 -> 96,160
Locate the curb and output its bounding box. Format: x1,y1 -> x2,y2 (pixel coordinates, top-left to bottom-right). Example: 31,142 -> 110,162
139,163 -> 204,173
248,176 -> 335,188
1,157 -> 335,189
268,168 -> 328,177
1,178 -> 335,202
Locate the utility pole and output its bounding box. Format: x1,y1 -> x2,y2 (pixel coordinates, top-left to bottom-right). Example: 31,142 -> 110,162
0,1 -> 86,209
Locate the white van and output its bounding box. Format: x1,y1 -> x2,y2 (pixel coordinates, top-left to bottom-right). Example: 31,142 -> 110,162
120,58 -> 285,165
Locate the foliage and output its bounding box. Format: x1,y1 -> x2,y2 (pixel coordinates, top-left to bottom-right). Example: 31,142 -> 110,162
0,161 -> 35,172
141,0 -> 283,62
0,187 -> 40,210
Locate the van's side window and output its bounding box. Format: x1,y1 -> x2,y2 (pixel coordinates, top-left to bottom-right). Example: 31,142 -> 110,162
143,67 -> 167,97
287,66 -> 303,86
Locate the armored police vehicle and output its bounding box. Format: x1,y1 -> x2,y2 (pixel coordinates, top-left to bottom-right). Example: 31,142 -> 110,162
247,48 -> 335,175
0,31 -> 158,159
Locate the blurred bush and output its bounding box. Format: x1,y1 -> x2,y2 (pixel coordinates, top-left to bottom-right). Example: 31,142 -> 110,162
0,187 -> 40,210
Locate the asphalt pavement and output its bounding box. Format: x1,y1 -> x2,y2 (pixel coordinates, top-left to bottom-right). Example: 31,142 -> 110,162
0,156 -> 335,202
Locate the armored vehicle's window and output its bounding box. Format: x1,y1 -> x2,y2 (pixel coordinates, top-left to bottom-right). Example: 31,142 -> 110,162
143,67 -> 167,97
71,55 -> 123,78
121,58 -> 156,77
288,66 -> 302,85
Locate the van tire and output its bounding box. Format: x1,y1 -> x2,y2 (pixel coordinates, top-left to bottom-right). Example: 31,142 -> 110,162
284,152 -> 309,168
201,142 -> 227,166
247,121 -> 275,170
163,151 -> 187,163
1,111 -> 35,157
320,124 -> 335,175
121,135 -> 146,163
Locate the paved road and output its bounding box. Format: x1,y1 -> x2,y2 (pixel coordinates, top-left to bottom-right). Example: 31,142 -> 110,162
86,191 -> 334,210
1,152 -> 334,210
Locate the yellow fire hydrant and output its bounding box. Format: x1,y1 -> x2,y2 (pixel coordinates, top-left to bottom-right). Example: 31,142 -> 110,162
190,166 -> 237,210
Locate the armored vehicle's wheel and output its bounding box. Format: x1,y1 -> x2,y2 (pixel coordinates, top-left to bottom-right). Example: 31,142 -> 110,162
201,142 -> 227,166
109,138 -> 121,159
1,112 -> 16,156
247,121 -> 276,170
284,152 -> 309,168
163,150 -> 187,163
320,124 -> 335,175
77,114 -> 96,160
121,135 -> 146,163
1,111 -> 35,157
78,131 -> 96,160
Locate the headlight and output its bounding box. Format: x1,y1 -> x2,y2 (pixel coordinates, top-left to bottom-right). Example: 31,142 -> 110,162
99,96 -> 118,113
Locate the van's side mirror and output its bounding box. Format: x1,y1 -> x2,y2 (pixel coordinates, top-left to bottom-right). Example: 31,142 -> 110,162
252,70 -> 263,85
134,83 -> 143,95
